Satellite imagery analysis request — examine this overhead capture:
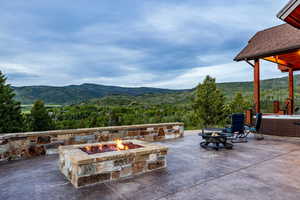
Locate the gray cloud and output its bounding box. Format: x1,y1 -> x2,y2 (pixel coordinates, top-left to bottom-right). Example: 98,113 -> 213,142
0,0 -> 289,88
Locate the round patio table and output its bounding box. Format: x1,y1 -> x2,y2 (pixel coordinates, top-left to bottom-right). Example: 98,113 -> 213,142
199,128 -> 233,151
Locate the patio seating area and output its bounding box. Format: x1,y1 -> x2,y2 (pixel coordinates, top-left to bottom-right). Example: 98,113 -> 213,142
1,130 -> 300,200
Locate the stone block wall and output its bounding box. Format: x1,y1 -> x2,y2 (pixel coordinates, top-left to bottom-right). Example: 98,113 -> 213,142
0,122 -> 183,162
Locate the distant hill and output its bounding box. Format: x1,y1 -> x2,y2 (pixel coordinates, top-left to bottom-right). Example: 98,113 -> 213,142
12,75 -> 300,105
87,91 -> 193,106
13,83 -> 188,105
217,74 -> 300,94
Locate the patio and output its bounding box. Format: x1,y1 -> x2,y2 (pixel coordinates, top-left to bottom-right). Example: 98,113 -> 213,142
1,130 -> 300,200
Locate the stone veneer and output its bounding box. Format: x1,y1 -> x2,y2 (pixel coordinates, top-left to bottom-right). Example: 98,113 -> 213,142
0,122 -> 183,162
59,140 -> 168,188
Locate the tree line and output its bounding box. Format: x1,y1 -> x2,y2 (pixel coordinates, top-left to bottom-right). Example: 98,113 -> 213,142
0,71 -> 251,134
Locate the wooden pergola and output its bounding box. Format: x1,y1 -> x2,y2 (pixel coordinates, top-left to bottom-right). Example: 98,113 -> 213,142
234,23 -> 300,115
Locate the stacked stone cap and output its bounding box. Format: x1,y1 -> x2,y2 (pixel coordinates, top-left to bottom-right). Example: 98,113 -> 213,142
59,140 -> 168,165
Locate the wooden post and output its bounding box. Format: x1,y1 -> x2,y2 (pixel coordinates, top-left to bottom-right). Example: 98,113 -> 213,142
288,68 -> 294,115
254,59 -> 260,113
273,100 -> 280,114
245,109 -> 253,125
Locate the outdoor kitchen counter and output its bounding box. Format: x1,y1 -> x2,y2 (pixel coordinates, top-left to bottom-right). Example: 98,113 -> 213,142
261,115 -> 300,137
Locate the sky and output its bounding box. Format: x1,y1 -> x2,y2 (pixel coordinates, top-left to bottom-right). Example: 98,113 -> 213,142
0,0 -> 293,89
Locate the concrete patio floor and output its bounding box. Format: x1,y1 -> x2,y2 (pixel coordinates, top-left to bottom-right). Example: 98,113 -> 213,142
1,130 -> 300,200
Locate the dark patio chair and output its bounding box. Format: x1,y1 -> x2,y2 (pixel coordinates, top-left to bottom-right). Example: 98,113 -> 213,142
245,113 -> 264,140
222,113 -> 247,143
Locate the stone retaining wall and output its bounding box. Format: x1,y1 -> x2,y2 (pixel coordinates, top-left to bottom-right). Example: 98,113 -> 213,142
0,123 -> 184,162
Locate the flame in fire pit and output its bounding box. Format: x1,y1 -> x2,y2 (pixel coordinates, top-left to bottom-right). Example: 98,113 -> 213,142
80,140 -> 143,155
115,139 -> 129,151
86,146 -> 91,151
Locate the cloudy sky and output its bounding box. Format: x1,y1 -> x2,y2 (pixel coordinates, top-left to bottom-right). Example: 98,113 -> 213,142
0,0 -> 292,89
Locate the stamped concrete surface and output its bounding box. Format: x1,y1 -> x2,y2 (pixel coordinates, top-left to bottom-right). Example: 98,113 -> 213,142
1,131 -> 300,200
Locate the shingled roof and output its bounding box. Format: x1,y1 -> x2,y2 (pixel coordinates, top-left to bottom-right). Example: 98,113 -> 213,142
234,23 -> 300,61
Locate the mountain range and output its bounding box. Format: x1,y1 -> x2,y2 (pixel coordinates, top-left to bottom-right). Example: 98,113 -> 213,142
13,84 -> 188,105
13,74 -> 300,105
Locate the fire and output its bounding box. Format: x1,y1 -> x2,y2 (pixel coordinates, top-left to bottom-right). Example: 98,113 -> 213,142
80,140 -> 143,155
85,146 -> 91,151
115,139 -> 125,151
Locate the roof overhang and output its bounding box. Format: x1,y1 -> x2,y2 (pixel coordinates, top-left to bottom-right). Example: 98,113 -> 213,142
277,0 -> 300,28
234,24 -> 300,65
263,50 -> 300,72
234,45 -> 300,62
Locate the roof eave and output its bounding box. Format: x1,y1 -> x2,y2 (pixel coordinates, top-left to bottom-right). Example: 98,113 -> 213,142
234,44 -> 300,62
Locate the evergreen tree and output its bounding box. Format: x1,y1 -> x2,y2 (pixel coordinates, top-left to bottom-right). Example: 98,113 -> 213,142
0,71 -> 24,133
30,100 -> 53,131
229,92 -> 251,114
193,75 -> 227,128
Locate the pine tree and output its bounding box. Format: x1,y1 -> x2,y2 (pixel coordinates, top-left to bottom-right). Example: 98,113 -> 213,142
0,71 -> 24,133
193,75 -> 227,128
229,92 -> 251,114
30,100 -> 53,131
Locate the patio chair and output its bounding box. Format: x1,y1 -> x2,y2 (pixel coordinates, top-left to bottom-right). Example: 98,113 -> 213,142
222,113 -> 247,143
245,113 -> 264,140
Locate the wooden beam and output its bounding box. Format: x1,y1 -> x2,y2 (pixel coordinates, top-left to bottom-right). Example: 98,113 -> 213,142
263,56 -> 288,66
254,59 -> 260,113
288,68 -> 294,115
245,60 -> 255,68
278,64 -> 290,72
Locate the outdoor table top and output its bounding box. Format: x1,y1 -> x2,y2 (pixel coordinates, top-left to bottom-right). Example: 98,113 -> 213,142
202,128 -> 224,133
200,128 -> 227,138
199,128 -> 224,137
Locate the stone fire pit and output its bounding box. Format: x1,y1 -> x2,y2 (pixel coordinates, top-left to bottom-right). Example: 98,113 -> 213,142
59,139 -> 168,188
